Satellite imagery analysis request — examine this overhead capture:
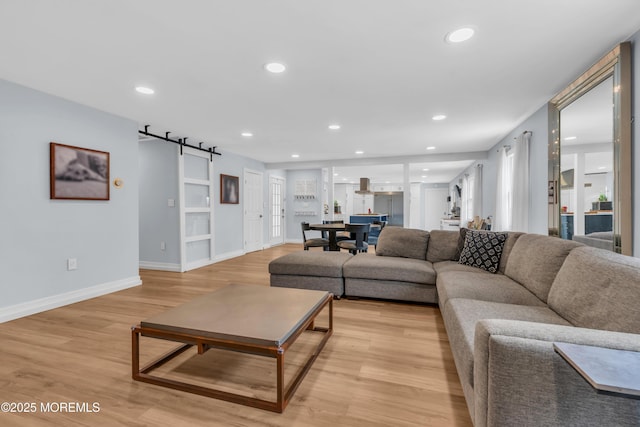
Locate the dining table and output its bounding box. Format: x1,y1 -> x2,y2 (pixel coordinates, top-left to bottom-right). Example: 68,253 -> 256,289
310,223 -> 381,251
309,223 -> 346,251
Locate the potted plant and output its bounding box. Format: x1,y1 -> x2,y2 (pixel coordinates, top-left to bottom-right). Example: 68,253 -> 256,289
334,200 -> 341,214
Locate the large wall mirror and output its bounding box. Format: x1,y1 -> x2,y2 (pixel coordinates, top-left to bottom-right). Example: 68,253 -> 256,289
548,42 -> 632,255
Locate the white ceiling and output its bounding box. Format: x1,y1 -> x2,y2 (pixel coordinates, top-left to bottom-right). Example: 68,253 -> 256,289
334,161 -> 475,185
1,1 -> 639,177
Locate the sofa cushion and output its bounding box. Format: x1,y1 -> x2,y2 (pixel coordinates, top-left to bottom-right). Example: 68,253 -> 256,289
344,278 -> 437,303
375,226 -> 430,260
343,254 -> 436,285
436,270 -> 546,308
433,260 -> 492,275
498,232 -> 524,274
504,234 -> 582,303
442,299 -> 571,388
268,251 -> 352,277
548,246 -> 640,333
458,230 -> 508,273
270,275 -> 345,297
426,230 -> 459,263
453,227 -> 469,261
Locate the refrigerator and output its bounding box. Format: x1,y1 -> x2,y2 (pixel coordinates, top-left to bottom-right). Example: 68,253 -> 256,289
374,192 -> 404,226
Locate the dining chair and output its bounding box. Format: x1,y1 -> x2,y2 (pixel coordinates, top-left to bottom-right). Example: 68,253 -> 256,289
337,223 -> 370,254
367,220 -> 387,248
301,222 -> 330,251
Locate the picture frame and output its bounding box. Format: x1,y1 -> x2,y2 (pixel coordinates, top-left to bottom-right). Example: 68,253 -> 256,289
50,142 -> 110,200
220,174 -> 239,204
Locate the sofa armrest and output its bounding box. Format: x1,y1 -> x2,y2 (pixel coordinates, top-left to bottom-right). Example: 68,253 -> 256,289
474,319 -> 640,427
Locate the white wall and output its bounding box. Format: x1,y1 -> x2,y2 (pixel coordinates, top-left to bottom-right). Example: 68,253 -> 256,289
213,151 -> 266,257
285,169 -> 323,241
138,140 -> 180,270
0,79 -> 140,321
138,143 -> 268,263
423,183 -> 450,231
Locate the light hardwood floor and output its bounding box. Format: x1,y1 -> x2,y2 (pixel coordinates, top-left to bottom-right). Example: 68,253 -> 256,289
0,244 -> 472,427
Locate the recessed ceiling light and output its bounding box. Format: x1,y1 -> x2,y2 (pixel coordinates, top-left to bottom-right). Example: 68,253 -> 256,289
426,146 -> 436,150
432,114 -> 447,121
355,150 -> 364,155
564,136 -> 577,141
265,62 -> 286,73
328,124 -> 341,130
291,154 -> 300,158
385,181 -> 391,184
334,173 -> 339,176
598,166 -> 606,170
342,178 -> 347,181
135,86 -> 154,95
421,175 -> 428,178
241,132 -> 253,137
445,27 -> 475,43
423,168 -> 430,171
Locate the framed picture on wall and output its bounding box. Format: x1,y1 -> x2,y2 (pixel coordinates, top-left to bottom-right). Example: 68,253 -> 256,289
220,174 -> 239,204
50,142 -> 110,200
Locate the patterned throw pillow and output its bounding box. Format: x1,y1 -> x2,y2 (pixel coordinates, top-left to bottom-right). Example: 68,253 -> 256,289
458,230 -> 508,273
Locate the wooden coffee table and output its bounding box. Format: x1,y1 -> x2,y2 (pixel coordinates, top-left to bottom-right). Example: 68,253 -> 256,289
131,284 -> 333,413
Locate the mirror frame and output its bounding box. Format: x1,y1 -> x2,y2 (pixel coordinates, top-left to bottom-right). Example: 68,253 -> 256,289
548,42 -> 631,255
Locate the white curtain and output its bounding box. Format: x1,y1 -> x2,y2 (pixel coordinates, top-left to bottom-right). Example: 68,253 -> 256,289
494,148 -> 510,231
494,132 -> 530,232
472,164 -> 483,219
511,132 -> 530,232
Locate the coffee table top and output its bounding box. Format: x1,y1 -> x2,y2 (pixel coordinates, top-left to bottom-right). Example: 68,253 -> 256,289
140,284 -> 330,348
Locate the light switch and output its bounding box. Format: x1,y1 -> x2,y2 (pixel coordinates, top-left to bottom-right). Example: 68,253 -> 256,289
168,198 -> 175,207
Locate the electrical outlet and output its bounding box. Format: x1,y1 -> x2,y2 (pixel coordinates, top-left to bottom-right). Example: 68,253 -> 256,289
167,198 -> 175,207
160,241 -> 166,251
67,258 -> 77,271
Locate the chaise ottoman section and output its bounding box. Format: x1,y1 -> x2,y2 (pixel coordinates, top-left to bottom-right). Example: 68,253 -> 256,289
269,251 -> 352,297
342,254 -> 437,303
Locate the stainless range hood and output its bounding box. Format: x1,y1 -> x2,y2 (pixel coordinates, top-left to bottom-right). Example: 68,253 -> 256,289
355,177 -> 373,194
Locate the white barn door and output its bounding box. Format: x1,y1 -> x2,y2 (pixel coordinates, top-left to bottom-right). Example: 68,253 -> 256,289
179,149 -> 214,271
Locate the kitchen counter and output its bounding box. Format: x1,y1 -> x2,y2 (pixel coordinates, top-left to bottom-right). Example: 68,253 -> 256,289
350,214 -> 388,223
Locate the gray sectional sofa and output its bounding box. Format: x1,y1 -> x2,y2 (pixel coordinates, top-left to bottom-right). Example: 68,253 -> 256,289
269,226 -> 640,426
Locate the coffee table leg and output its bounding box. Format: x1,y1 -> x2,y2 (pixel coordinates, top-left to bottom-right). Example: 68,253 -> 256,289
131,325 -> 140,379
276,349 -> 285,413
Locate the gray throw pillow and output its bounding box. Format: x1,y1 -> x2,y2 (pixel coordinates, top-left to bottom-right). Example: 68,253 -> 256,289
458,230 -> 508,273
375,226 -> 430,260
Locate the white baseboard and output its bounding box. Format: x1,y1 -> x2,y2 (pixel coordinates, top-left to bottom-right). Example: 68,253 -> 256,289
213,249 -> 246,263
0,276 -> 142,323
139,261 -> 182,272
285,238 -> 303,244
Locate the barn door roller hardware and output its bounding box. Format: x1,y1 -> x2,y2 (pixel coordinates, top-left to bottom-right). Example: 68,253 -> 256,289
139,125 -> 222,161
